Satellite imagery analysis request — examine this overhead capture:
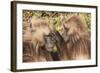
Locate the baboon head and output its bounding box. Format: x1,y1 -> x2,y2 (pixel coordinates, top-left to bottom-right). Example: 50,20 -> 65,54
30,18 -> 56,53
30,18 -> 51,47
62,15 -> 88,42
23,18 -> 55,62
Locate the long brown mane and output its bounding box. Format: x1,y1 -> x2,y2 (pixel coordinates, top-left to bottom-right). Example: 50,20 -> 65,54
62,16 -> 91,60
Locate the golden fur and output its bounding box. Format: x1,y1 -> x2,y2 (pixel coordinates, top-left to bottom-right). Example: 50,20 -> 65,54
62,16 -> 91,60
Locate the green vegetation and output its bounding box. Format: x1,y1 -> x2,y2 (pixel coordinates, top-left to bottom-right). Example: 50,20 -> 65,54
23,10 -> 91,32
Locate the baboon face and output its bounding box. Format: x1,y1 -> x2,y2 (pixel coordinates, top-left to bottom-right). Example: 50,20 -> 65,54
63,19 -> 78,35
62,16 -> 86,42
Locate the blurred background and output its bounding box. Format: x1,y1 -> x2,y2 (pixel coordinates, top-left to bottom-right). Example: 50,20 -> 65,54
23,10 -> 91,33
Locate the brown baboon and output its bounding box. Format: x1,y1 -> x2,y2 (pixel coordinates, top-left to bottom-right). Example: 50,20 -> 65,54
30,18 -> 51,47
23,19 -> 53,62
62,15 -> 91,60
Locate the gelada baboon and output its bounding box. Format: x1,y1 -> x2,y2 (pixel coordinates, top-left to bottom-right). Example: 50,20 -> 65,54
62,15 -> 91,60
23,18 -> 53,62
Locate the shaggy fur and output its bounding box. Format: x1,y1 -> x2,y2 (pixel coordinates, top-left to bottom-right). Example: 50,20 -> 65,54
62,16 -> 91,60
23,19 -> 53,62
